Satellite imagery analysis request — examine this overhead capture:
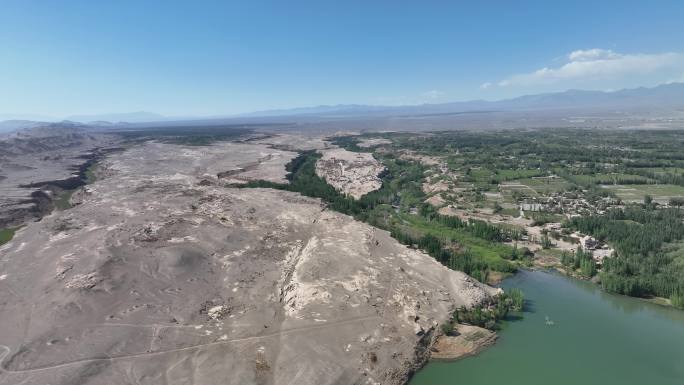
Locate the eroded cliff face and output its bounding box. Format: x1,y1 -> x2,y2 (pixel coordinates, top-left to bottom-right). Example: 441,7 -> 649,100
0,139 -> 496,385
315,148 -> 385,200
0,123 -> 118,227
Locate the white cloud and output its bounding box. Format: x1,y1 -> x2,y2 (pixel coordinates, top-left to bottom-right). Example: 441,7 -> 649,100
488,49 -> 684,89
480,82 -> 492,89
421,90 -> 445,99
667,72 -> 684,84
567,48 -> 619,61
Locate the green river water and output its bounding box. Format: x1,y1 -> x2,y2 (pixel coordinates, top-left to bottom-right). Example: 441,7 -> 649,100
410,270 -> 684,385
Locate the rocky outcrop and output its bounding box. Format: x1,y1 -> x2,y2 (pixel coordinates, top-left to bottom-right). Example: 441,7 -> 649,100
430,324 -> 498,361
315,148 -> 385,199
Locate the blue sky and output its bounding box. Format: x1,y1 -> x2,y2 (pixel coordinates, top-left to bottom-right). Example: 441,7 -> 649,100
2,0 -> 684,118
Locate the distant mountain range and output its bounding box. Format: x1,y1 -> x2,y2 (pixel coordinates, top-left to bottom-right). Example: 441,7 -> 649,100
0,120 -> 45,134
64,111 -> 169,124
0,120 -> 90,137
2,83 -> 684,132
242,82 -> 684,118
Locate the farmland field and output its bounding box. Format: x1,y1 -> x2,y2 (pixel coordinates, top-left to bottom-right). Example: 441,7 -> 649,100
601,184 -> 684,202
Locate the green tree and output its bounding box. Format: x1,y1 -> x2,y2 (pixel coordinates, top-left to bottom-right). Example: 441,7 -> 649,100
644,194 -> 653,206
506,288 -> 525,311
671,288 -> 684,309
541,233 -> 553,249
580,257 -> 597,277
669,197 -> 684,209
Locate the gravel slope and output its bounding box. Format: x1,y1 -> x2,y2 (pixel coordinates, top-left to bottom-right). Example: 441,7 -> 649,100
0,138 -> 496,385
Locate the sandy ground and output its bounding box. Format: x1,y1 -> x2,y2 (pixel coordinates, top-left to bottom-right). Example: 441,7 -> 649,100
397,151 -> 441,166
430,324 -> 497,361
422,179 -> 450,195
0,137 -> 496,385
357,138 -> 392,148
252,134 -> 330,151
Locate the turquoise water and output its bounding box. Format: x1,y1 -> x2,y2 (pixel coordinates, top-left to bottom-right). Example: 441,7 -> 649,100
410,270 -> 684,385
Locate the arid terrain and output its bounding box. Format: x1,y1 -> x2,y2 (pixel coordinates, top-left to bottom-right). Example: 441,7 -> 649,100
0,134 -> 496,385
0,123 -> 117,227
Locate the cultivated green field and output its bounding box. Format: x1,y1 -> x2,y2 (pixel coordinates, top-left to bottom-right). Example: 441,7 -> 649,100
570,173 -> 654,185
601,184 -> 684,202
514,177 -> 573,194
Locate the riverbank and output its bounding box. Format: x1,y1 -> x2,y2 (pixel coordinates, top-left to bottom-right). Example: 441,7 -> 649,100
533,255 -> 678,309
430,324 -> 497,361
410,269 -> 684,385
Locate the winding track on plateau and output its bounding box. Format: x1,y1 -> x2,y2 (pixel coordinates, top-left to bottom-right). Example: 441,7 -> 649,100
0,313 -> 380,375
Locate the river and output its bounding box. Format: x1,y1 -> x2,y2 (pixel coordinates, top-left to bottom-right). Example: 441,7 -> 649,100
410,269 -> 684,385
